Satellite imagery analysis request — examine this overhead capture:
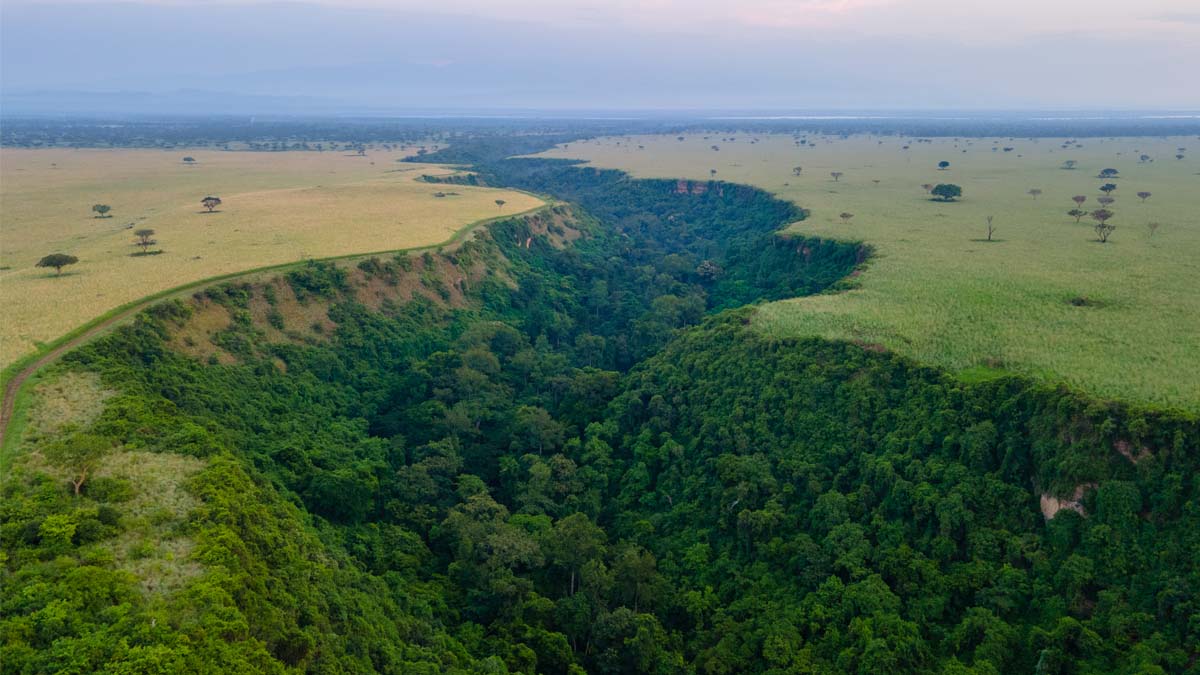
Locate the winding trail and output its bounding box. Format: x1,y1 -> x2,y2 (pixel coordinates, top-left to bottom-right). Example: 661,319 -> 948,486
0,198 -> 550,453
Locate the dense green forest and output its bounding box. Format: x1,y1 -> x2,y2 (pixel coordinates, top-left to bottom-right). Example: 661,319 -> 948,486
2,155 -> 1197,674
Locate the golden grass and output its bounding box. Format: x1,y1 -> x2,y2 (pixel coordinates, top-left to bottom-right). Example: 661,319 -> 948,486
538,133 -> 1200,410
0,147 -> 541,366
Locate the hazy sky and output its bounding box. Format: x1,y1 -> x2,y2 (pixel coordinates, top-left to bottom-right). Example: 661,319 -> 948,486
2,0 -> 1197,112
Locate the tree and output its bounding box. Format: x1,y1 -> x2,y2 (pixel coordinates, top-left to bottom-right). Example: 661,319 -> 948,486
985,215 -> 997,241
91,204 -> 112,218
182,156 -> 196,165
1146,221 -> 1160,237
1097,196 -> 1115,208
1061,160 -> 1077,170
1068,209 -> 1087,223
931,184 -> 962,201
134,228 -> 157,253
938,160 -> 950,170
830,171 -> 843,182
1098,168 -> 1119,179
1139,154 -> 1151,163
1177,154 -> 1185,160
495,199 -> 507,209
1071,195 -> 1087,208
710,169 -> 717,179
201,196 -> 221,212
45,432 -> 112,495
1136,191 -> 1152,203
921,183 -> 934,194
1099,183 -> 1117,196
839,212 -> 854,223
1028,189 -> 1043,200
1091,209 -> 1115,242
792,166 -> 803,176
36,253 -> 78,275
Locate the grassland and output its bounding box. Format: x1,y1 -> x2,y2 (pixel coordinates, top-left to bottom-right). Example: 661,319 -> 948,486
538,133 -> 1200,410
0,147 -> 542,367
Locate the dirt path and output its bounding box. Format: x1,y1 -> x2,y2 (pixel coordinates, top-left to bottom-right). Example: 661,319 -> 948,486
0,303 -> 144,450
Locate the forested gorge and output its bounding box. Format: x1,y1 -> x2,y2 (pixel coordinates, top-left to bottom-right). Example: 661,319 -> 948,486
3,156 -> 1198,674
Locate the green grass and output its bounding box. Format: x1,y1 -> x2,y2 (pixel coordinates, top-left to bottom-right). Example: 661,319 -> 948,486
538,134 -> 1200,411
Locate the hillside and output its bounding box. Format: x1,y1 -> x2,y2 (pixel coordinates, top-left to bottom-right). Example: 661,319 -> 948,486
2,157 -> 1197,674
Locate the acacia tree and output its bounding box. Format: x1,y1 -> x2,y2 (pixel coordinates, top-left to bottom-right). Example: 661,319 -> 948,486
839,212 -> 854,223
792,166 -> 803,176
1061,160 -> 1078,170
1028,188 -> 1043,200
1136,191 -> 1152,203
1177,154 -> 1186,160
938,161 -> 950,170
710,169 -> 717,178
45,432 -> 112,495
201,196 -> 222,212
495,199 -> 507,210
1068,209 -> 1087,223
931,183 -> 962,201
91,204 -> 112,218
1072,195 -> 1087,208
830,171 -> 843,182
1139,154 -> 1151,163
36,253 -> 78,275
1098,196 -> 1115,208
1091,209 -> 1115,242
134,228 -> 157,253
1146,221 -> 1160,237
984,215 -> 996,241
1099,183 -> 1117,196
182,156 -> 196,165
1098,168 -> 1119,179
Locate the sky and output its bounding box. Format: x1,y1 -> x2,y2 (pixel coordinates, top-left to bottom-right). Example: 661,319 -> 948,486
2,0 -> 1198,113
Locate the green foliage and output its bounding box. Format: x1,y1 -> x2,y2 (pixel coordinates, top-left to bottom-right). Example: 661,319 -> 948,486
931,183 -> 963,201
5,151 -> 1197,674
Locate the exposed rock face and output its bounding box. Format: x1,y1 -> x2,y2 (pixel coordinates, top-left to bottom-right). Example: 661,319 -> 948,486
1040,483 -> 1097,519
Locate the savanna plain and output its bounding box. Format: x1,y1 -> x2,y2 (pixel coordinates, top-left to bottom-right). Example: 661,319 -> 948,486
538,134 -> 1200,410
0,147 -> 542,368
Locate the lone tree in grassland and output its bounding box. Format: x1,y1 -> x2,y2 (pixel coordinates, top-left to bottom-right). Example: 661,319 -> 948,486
921,183 -> 934,194
792,166 -> 802,176
1098,196 -> 1115,209
495,199 -> 506,210
1098,168 -> 1119,179
134,228 -> 157,253
182,156 -> 196,165
839,212 -> 854,223
984,215 -> 997,241
45,432 -> 113,496
1177,154 -> 1186,160
1061,159 -> 1078,170
1068,209 -> 1087,223
931,183 -> 962,202
1137,191 -> 1152,203
830,171 -> 843,182
91,204 -> 112,218
1147,221 -> 1160,237
1028,188 -> 1043,200
1072,195 -> 1087,208
36,253 -> 79,275
1091,209 -> 1115,242
710,169 -> 717,178
938,160 -> 950,170
1099,183 -> 1118,196
201,196 -> 222,212
1139,154 -> 1152,163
